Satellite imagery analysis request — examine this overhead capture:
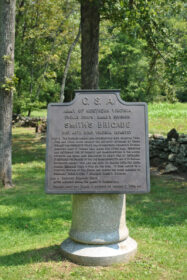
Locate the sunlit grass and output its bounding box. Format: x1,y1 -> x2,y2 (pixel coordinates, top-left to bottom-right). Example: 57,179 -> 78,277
148,102 -> 187,135
148,102 -> 187,118
22,109 -> 47,117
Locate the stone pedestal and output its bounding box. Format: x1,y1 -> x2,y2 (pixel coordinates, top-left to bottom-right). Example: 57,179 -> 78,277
60,194 -> 137,266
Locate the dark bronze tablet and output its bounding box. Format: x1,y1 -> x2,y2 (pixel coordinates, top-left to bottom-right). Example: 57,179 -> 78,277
45,90 -> 150,194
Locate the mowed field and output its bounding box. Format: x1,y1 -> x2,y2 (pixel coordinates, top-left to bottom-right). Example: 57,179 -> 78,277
148,103 -> 187,135
0,102 -> 187,280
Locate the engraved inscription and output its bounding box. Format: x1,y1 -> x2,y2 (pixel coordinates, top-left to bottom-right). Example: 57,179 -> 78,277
46,91 -> 150,194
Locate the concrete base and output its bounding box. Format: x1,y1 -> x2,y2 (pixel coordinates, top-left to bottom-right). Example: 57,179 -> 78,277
60,237 -> 137,266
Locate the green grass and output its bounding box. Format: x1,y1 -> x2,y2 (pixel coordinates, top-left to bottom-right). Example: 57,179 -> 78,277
23,109 -> 47,117
0,127 -> 187,279
148,102 -> 187,135
26,102 -> 187,135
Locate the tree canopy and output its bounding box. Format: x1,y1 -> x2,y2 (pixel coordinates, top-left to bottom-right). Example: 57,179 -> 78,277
14,0 -> 186,115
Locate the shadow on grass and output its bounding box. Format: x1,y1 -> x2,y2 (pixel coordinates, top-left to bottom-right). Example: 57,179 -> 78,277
0,193 -> 72,233
12,142 -> 46,164
12,128 -> 46,164
126,175 -> 187,227
0,245 -> 66,266
1,173 -> 186,234
0,176 -> 186,268
13,132 -> 35,139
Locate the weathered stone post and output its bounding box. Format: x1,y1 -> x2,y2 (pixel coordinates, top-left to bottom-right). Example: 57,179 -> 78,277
61,194 -> 137,266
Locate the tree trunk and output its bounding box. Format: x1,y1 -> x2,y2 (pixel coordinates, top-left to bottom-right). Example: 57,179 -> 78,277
27,108 -> 31,117
0,0 -> 16,187
81,0 -> 100,89
60,23 -> 81,102
146,54 -> 158,99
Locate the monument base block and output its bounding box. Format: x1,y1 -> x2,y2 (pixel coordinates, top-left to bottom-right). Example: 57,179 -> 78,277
60,237 -> 137,266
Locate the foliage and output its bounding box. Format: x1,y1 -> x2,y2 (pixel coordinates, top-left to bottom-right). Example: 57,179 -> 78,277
0,127 -> 186,279
1,75 -> 18,93
14,0 -> 186,115
15,0 -> 80,115
99,0 -> 186,103
99,28 -> 151,101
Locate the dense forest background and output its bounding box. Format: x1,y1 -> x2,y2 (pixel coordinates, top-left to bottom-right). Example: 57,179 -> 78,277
14,0 -> 186,116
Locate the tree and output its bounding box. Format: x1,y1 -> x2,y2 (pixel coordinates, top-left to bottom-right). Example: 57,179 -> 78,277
13,0 -> 186,111
15,0 -> 81,115
60,22 -> 81,102
98,0 -> 186,103
81,0 -> 100,89
0,0 -> 16,187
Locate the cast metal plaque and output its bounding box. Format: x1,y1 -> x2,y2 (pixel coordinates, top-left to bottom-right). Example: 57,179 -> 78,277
45,90 -> 150,194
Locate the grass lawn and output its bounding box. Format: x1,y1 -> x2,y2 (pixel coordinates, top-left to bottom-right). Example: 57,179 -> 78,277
0,127 -> 186,279
25,109 -> 47,118
28,102 -> 187,135
148,103 -> 187,135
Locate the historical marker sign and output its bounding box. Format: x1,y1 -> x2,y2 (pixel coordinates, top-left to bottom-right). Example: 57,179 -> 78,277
45,90 -> 150,194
